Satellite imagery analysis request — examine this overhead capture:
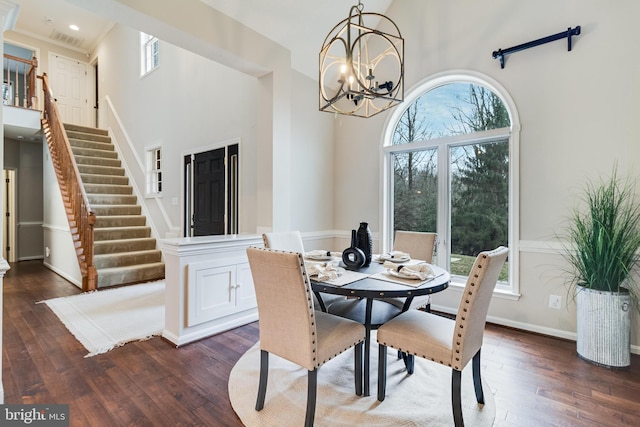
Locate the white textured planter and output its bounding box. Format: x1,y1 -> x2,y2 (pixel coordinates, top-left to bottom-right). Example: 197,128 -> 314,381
576,287 -> 630,368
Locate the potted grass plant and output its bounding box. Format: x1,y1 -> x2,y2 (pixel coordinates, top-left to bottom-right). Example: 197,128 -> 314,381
562,167 -> 640,368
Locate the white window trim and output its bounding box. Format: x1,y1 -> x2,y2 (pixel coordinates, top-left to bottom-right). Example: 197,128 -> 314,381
145,144 -> 162,198
380,69 -> 521,298
140,32 -> 159,77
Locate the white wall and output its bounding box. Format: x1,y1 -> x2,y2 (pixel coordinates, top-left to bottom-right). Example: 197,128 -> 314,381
42,141 -> 82,286
69,0 -> 296,232
289,70 -> 336,233
93,23 -> 261,237
333,0 -> 640,347
87,5 -> 338,237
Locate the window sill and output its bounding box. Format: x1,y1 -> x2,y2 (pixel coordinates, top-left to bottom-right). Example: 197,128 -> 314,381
140,65 -> 160,79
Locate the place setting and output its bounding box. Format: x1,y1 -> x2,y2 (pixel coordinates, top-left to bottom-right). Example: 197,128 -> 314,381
304,250 -> 370,286
373,250 -> 411,263
370,252 -> 443,287
304,249 -> 342,261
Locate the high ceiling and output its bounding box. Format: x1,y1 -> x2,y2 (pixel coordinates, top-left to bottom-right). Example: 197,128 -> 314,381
11,0 -> 394,79
12,0 -> 115,54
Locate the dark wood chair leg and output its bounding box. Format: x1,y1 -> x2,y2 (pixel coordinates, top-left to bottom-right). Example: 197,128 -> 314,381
305,369 -> 318,427
400,351 -> 415,374
355,342 -> 363,396
256,350 -> 269,411
377,344 -> 388,401
452,369 -> 464,427
406,354 -> 414,374
472,349 -> 484,404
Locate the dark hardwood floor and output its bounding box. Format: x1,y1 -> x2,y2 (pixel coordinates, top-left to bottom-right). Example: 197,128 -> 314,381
3,261 -> 640,426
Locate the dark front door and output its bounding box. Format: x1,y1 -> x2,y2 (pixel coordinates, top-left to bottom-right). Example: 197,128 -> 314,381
192,148 -> 225,236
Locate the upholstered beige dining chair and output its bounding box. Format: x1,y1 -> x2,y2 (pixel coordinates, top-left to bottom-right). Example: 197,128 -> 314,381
262,231 -> 342,311
246,247 -> 365,427
376,246 -> 509,427
381,231 -> 437,311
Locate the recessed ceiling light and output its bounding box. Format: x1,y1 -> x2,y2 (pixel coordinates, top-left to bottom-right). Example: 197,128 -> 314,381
69,24 -> 79,31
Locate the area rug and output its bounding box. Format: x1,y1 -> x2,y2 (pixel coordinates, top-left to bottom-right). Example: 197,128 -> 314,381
229,337 -> 495,426
41,281 -> 165,357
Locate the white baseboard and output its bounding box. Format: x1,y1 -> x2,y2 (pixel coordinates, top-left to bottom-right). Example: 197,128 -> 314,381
42,261 -> 82,288
162,312 -> 259,347
431,303 -> 640,355
17,255 -> 44,261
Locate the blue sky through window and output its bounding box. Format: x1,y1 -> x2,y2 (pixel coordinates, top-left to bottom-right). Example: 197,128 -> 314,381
414,83 -> 478,138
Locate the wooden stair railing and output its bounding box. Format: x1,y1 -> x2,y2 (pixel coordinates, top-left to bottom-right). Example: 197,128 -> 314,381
39,73 -> 97,291
3,54 -> 38,109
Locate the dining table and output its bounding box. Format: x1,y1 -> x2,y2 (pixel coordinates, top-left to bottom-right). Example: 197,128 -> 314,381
308,255 -> 450,397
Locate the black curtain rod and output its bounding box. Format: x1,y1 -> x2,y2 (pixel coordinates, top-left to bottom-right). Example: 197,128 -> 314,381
492,26 -> 581,69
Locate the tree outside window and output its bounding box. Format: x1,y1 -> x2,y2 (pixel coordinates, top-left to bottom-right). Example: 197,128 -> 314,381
389,82 -> 510,282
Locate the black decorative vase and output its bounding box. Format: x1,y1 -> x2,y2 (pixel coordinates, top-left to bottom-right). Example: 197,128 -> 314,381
356,222 -> 372,267
342,229 -> 366,270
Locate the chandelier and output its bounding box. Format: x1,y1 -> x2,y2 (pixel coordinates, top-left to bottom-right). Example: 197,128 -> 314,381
319,1 -> 404,118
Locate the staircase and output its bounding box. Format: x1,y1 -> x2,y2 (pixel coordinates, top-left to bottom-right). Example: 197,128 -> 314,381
64,123 -> 165,288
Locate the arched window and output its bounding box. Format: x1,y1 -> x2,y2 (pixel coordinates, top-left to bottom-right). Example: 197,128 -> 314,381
382,71 -> 520,295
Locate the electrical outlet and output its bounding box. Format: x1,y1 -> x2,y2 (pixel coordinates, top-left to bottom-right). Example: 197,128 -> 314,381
549,294 -> 562,309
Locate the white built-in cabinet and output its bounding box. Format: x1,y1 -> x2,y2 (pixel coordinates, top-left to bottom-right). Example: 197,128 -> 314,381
186,257 -> 255,326
160,234 -> 263,346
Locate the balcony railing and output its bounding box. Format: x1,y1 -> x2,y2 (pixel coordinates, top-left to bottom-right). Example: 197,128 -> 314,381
3,54 -> 38,109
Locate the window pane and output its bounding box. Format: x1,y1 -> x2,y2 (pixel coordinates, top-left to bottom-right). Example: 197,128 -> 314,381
450,140 -> 509,280
392,148 -> 438,233
393,83 -> 509,144
388,80 -> 512,286
141,33 -> 159,75
151,39 -> 159,68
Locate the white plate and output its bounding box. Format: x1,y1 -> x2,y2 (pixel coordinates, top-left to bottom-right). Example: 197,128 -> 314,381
379,254 -> 410,263
305,253 -> 333,261
309,266 -> 345,278
387,269 -> 422,280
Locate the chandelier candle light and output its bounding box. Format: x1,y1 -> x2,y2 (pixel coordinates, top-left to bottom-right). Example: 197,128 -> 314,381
319,1 -> 404,118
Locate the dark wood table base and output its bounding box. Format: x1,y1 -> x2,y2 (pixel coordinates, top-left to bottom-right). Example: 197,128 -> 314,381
326,297 -> 403,396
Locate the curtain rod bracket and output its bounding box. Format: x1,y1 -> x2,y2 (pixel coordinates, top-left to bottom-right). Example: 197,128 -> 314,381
492,25 -> 581,69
